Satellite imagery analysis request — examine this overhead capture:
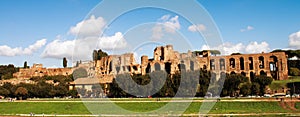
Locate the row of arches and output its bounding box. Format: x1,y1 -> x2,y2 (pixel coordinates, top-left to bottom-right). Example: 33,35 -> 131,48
210,55 -> 279,72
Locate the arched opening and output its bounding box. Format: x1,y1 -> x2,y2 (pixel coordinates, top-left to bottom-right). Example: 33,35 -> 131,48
109,62 -> 113,73
259,56 -> 264,69
116,66 -> 120,73
240,57 -> 245,70
230,58 -> 235,68
270,56 -> 278,80
146,63 -> 151,73
210,59 -> 215,70
154,63 -> 161,71
260,70 -> 267,76
219,58 -> 225,70
241,72 -> 246,76
165,62 -> 171,74
190,61 -> 195,71
249,57 -> 254,70
178,64 -> 186,71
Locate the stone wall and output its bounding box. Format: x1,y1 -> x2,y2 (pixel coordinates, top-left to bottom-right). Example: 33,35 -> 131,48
13,64 -> 72,79
77,45 -> 289,84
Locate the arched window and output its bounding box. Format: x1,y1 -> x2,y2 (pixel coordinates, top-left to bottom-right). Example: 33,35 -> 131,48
154,63 -> 161,71
249,57 -> 254,70
259,56 -> 264,69
230,58 -> 235,68
219,58 -> 225,70
240,57 -> 245,70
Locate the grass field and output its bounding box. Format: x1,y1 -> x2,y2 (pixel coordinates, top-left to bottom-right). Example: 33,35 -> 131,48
0,98 -> 299,116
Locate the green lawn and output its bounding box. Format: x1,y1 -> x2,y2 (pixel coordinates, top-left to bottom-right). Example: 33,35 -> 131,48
0,102 -> 90,115
0,100 -> 298,115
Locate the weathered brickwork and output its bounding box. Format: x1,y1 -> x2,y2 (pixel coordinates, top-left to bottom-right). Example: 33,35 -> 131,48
13,64 -> 72,79
90,45 -> 288,83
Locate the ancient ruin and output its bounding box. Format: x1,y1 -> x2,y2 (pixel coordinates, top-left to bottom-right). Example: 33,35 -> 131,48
80,45 -> 288,83
13,64 -> 72,79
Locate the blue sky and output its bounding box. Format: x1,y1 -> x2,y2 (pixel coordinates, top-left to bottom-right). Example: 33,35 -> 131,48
1,0 -> 300,67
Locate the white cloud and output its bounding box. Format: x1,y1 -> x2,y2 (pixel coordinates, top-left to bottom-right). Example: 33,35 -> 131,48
240,26 -> 254,32
163,15 -> 180,33
200,41 -> 270,55
188,24 -> 206,32
41,32 -> 127,60
151,15 -> 181,40
289,30 -> 300,49
98,32 -> 127,50
245,41 -> 270,53
69,15 -> 106,37
0,39 -> 46,56
41,39 -> 75,59
42,15 -> 128,60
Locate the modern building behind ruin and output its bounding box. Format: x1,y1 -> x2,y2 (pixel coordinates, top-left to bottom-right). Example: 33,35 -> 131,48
89,45 -> 288,82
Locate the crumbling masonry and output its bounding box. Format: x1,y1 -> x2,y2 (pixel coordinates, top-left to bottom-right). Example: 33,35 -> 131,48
92,45 -> 288,83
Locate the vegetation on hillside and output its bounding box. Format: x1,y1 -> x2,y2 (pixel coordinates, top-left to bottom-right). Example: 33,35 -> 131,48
0,64 -> 19,80
0,75 -> 77,99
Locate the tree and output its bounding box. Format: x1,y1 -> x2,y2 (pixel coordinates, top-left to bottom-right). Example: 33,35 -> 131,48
210,50 -> 221,56
63,57 -> 67,68
252,75 -> 273,96
14,87 -> 28,100
24,61 -> 28,69
0,87 -> 10,97
239,82 -> 252,96
251,83 -> 260,95
92,49 -> 108,61
289,67 -> 300,76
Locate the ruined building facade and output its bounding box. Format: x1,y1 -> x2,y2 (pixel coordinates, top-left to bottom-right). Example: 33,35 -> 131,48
13,64 -> 72,79
92,45 -> 288,82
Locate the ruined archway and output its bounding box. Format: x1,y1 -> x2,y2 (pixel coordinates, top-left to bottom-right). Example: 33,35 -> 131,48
259,56 -> 264,69
154,63 -> 161,71
270,55 -> 278,80
240,57 -> 245,70
249,57 -> 254,70
219,58 -> 225,70
229,58 -> 235,68
165,62 -> 171,74
241,72 -> 246,76
260,70 -> 267,76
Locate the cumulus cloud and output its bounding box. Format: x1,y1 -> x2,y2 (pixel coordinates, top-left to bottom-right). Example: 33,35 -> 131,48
0,39 -> 46,56
245,41 -> 270,53
42,15 -> 128,60
200,41 -> 270,55
41,39 -> 75,59
188,24 -> 206,32
240,26 -> 254,32
41,32 -> 127,60
98,32 -> 127,50
151,15 -> 181,40
69,15 -> 106,37
289,30 -> 300,49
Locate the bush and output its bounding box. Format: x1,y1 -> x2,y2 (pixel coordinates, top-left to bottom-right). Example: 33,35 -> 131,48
289,67 -> 300,76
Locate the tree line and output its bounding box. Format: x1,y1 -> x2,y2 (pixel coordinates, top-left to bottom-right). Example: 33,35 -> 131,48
0,64 -> 19,80
0,75 -> 78,99
0,69 -> 273,99
106,69 -> 273,98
